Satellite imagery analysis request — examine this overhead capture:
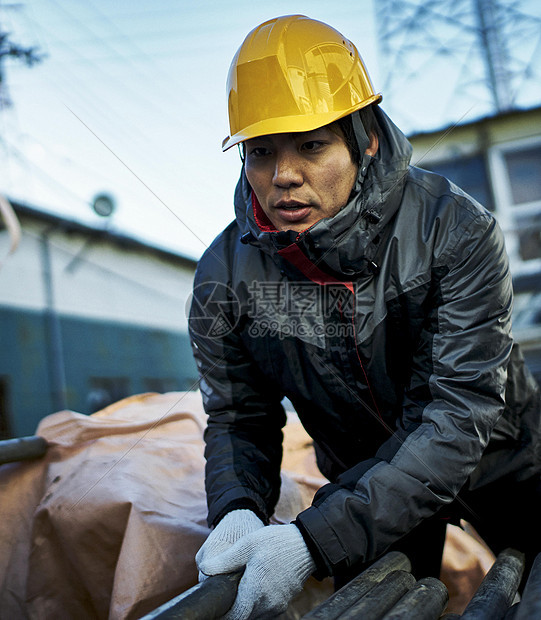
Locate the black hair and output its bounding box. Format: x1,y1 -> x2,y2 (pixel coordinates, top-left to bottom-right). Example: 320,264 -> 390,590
334,103 -> 380,164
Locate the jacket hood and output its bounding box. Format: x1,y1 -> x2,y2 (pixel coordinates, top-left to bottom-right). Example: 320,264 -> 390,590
233,107 -> 413,278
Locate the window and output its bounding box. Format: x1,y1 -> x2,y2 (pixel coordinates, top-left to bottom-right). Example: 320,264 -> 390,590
144,377 -> 200,392
512,271 -> 541,386
422,154 -> 494,211
494,139 -> 541,264
513,291 -> 541,329
144,378 -> 180,393
504,145 -> 541,206
86,377 -> 130,414
514,212 -> 541,261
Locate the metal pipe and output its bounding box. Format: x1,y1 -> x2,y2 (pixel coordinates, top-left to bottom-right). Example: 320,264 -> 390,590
0,435 -> 48,464
460,548 -> 525,620
335,570 -> 416,619
381,576 -> 448,619
303,551 -> 411,620
515,552 -> 541,620
139,571 -> 241,620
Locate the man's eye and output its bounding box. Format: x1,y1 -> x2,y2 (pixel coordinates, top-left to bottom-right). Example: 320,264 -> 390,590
302,141 -> 324,151
248,147 -> 270,158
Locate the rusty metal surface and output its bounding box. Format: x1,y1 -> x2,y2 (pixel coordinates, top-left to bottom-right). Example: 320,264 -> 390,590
141,548 -> 541,620
460,548 -> 525,620
381,576 -> 448,619
335,570 -> 416,619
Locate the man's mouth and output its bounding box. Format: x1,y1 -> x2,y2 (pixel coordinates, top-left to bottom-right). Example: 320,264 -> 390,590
274,201 -> 310,210
274,202 -> 312,222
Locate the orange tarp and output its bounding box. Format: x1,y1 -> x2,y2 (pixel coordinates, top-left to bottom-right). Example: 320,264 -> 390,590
0,391 -> 493,618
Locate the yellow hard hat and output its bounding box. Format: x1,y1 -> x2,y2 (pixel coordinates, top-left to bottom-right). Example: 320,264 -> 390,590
222,15 -> 382,151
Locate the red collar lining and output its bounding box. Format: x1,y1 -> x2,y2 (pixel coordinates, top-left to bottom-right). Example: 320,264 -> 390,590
252,192 -> 278,232
278,244 -> 354,293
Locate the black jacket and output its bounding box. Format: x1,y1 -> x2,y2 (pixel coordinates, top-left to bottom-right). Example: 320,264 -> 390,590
189,108 -> 541,577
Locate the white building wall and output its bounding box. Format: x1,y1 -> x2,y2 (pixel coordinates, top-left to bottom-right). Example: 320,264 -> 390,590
0,230 -> 45,311
0,214 -> 196,332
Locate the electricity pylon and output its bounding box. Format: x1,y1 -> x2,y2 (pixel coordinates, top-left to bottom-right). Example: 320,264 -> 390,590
374,0 -> 541,131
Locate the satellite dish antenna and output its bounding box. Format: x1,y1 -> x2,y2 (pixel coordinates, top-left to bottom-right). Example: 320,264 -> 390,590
91,193 -> 116,218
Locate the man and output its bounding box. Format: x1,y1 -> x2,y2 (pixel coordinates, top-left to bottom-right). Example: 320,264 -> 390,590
189,15 -> 541,619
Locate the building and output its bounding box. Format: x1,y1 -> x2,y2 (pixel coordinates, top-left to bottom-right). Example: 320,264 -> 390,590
409,105 -> 541,383
0,201 -> 198,438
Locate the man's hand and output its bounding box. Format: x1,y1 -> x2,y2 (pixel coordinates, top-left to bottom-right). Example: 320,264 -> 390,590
198,523 -> 316,619
196,509 -> 264,581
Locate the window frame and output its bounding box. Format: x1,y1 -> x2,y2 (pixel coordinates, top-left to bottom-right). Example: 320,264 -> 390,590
489,135 -> 541,269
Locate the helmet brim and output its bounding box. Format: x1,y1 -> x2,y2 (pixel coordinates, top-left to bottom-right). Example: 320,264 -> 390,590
222,93 -> 382,151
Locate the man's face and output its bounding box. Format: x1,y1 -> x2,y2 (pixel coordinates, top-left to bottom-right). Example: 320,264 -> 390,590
244,126 -> 359,233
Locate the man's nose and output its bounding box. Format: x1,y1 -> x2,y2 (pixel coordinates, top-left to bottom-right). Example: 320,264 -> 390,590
272,151 -> 303,188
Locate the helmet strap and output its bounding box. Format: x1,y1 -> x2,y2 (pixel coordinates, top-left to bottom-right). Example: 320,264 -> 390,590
238,143 -> 245,163
351,111 -> 373,183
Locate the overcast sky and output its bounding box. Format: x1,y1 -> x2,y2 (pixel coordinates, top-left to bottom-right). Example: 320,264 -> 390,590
1,0 -> 540,260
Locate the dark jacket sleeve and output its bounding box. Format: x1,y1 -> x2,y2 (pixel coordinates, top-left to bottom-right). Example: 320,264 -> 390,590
189,242 -> 287,527
295,210 -> 514,576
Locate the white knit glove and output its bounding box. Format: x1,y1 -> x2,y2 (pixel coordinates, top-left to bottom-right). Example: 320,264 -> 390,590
198,523 -> 316,619
196,509 -> 264,581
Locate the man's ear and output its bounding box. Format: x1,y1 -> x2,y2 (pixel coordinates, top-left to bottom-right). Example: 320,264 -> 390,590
365,131 -> 379,157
